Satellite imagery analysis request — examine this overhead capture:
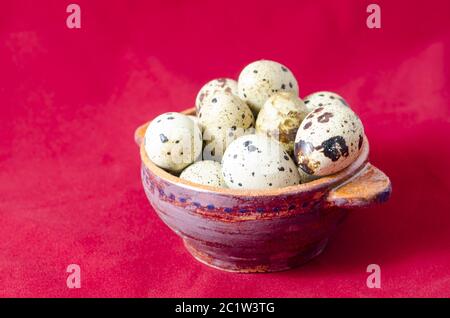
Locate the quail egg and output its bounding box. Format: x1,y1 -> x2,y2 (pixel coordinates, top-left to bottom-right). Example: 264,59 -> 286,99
195,78 -> 238,114
303,91 -> 349,112
199,91 -> 254,161
144,112 -> 202,173
238,60 -> 299,114
256,92 -> 309,154
180,160 -> 226,188
294,104 -> 364,176
187,115 -> 200,127
222,134 -> 300,189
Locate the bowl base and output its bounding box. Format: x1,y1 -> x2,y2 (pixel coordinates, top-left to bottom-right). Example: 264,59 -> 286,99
183,238 -> 329,273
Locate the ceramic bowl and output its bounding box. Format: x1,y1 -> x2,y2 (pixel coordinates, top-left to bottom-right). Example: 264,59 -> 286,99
134,107 -> 392,273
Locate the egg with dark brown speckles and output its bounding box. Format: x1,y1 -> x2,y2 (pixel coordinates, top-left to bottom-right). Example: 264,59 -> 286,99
238,60 -> 299,114
303,91 -> 349,112
222,134 -> 300,189
195,78 -> 238,114
256,92 -> 308,154
294,104 -> 364,176
144,112 -> 203,173
199,91 -> 254,161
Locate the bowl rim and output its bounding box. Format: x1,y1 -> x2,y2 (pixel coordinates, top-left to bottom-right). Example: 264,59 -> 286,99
138,107 -> 370,197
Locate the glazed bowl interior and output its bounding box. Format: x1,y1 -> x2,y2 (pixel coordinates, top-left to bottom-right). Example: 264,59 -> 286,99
138,107 -> 370,198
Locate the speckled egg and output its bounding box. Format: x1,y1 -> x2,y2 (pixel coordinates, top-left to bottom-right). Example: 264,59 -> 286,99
187,115 -> 200,127
303,91 -> 349,112
222,134 -> 300,189
256,92 -> 309,154
199,91 -> 254,161
195,78 -> 238,114
180,160 -> 226,188
294,104 -> 364,177
144,112 -> 202,173
238,60 -> 299,114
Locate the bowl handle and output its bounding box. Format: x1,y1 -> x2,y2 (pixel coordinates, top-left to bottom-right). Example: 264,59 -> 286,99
134,123 -> 149,147
326,163 -> 392,208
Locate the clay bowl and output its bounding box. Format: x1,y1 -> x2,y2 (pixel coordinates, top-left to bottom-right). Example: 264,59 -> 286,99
134,107 -> 392,273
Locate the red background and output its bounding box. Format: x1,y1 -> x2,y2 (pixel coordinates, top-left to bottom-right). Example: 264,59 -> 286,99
1,0 -> 449,297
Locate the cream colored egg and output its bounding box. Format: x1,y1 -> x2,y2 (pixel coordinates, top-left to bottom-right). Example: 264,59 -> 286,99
199,92 -> 254,161
303,91 -> 349,112
222,134 -> 300,189
238,60 -> 299,114
195,78 -> 238,114
144,112 -> 202,173
256,92 -> 308,154
294,104 -> 364,176
180,160 -> 226,188
187,115 -> 200,127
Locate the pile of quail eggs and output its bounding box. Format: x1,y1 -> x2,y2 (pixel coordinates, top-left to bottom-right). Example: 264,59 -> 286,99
144,60 -> 365,190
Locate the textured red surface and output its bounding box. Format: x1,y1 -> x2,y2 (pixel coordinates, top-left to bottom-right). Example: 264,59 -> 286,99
1,0 -> 449,297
